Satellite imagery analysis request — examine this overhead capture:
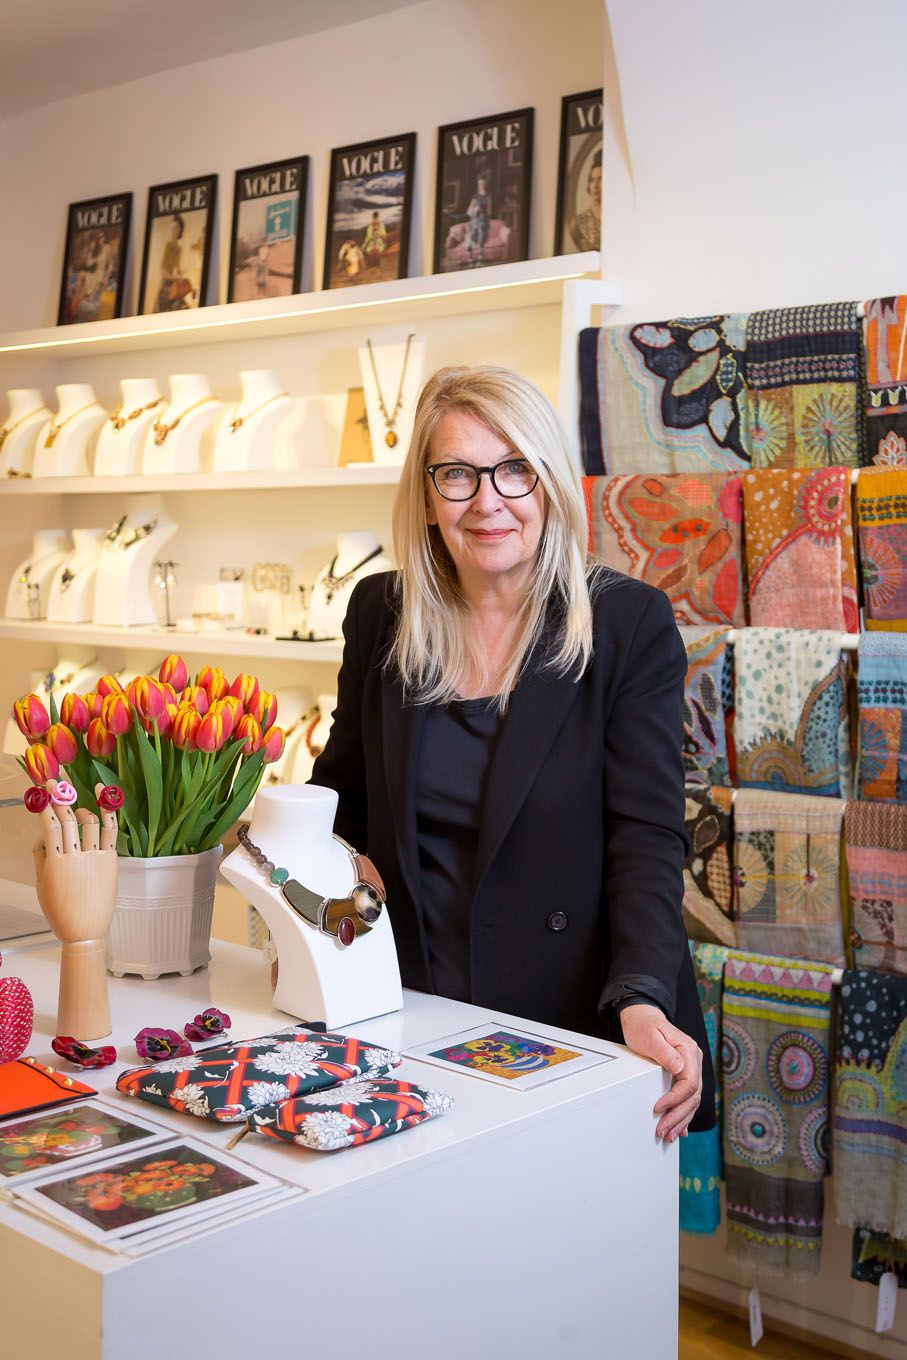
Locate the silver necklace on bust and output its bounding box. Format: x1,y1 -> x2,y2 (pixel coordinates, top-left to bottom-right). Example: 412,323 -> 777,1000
319,546 -> 384,604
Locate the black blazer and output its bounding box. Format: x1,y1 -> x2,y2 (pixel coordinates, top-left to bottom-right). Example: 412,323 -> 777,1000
311,568 -> 715,1129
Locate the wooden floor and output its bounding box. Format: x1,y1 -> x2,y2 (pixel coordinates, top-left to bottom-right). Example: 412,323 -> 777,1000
680,1297 -> 842,1359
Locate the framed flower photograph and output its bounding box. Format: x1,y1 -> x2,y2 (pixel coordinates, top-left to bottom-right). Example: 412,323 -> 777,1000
555,89 -> 603,256
433,108 -> 533,274
57,192 -> 132,325
228,155 -> 308,302
323,132 -> 416,289
137,174 -> 217,315
0,1099 -> 170,1183
405,1023 -> 614,1090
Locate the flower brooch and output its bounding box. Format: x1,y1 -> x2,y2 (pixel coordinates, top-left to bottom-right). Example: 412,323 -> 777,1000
52,1036 -> 118,1069
134,1010 -> 231,1063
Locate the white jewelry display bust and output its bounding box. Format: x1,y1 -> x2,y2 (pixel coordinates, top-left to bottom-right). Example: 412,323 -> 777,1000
142,373 -> 221,476
94,378 -> 164,477
305,532 -> 392,640
92,495 -> 178,627
288,693 -> 336,784
32,384 -> 106,478
358,332 -> 426,466
2,648 -> 100,756
212,369 -> 293,473
46,528 -> 106,623
219,784 -> 402,1028
5,529 -> 69,619
0,388 -> 51,478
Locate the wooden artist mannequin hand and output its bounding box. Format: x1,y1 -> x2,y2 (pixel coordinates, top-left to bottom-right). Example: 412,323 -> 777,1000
619,1003 -> 704,1143
33,781 -> 119,1040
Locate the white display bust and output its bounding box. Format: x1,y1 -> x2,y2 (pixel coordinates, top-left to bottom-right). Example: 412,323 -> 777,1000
94,378 -> 164,477
92,495 -> 178,627
5,529 -> 69,619
32,384 -> 106,478
212,369 -> 292,473
0,388 -> 51,478
220,784 -> 402,1028
46,528 -> 107,623
142,373 -> 221,476
358,332 -> 426,466
305,532 -> 392,640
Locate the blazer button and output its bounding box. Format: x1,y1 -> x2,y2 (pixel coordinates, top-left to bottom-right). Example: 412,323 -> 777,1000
547,911 -> 568,932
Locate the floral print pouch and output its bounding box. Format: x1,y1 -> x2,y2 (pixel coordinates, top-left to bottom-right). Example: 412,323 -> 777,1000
249,1077 -> 454,1151
116,1029 -> 401,1123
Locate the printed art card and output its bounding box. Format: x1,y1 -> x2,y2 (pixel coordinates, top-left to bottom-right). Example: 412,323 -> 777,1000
405,1023 -> 614,1090
0,1098 -> 172,1184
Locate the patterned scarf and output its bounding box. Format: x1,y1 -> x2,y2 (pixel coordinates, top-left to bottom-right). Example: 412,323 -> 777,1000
577,317 -> 751,476
722,951 -> 834,1276
745,302 -> 862,467
733,629 -> 851,797
855,467 -> 907,631
683,786 -> 736,947
742,467 -> 859,631
862,296 -> 907,469
845,802 -> 907,974
679,626 -> 732,787
857,632 -> 907,802
680,942 -> 729,1234
833,970 -> 907,1240
583,473 -> 745,626
732,790 -> 846,965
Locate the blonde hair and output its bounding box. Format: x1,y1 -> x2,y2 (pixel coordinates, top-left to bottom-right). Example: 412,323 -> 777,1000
390,365 -> 594,708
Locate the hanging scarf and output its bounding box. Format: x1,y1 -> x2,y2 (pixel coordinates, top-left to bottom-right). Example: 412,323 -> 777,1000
722,951 -> 834,1276
833,969 -> 907,1240
733,629 -> 851,797
845,802 -> 907,975
583,472 -> 744,626
857,632 -> 907,802
678,626 -> 733,787
745,302 -> 862,467
862,296 -> 907,469
852,1229 -> 907,1289
680,942 -> 730,1235
742,467 -> 859,631
855,467 -> 907,632
683,786 -> 736,947
577,316 -> 751,476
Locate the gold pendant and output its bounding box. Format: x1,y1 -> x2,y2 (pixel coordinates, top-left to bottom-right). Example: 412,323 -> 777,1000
229,418 -> 243,434
153,423 -> 168,446
44,427 -> 59,448
385,430 -> 398,448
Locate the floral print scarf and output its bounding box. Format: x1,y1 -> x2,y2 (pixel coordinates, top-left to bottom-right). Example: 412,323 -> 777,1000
845,802 -> 907,975
857,632 -> 907,802
862,296 -> 907,469
855,467 -> 907,632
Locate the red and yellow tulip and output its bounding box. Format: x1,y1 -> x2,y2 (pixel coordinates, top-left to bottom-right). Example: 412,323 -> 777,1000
159,654 -> 188,692
46,723 -> 79,766
249,690 -> 278,731
196,709 -> 229,754
85,719 -> 116,759
13,693 -> 50,743
24,743 -> 59,785
235,714 -> 263,755
102,693 -> 132,736
60,692 -> 90,732
262,726 -> 286,763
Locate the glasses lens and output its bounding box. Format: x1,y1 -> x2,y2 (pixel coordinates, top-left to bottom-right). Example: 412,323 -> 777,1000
433,464 -> 479,499
493,459 -> 538,497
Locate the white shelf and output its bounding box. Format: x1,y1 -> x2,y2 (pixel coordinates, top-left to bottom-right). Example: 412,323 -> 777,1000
0,463 -> 402,496
0,618 -> 343,662
0,253 -> 615,358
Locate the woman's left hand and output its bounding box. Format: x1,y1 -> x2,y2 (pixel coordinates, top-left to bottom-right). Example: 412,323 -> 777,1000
618,1003 -> 703,1142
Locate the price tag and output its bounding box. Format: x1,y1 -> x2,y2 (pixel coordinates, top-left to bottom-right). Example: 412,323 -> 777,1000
748,1286 -> 763,1347
876,1272 -> 898,1333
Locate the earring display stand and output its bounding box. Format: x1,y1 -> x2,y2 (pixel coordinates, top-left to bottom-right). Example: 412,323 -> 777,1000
94,378 -> 164,477
142,373 -> 221,476
5,529 -> 69,620
0,388 -> 51,478
219,784 -> 402,1028
32,384 -> 106,479
212,369 -> 293,473
304,532 -> 392,640
92,496 -> 178,627
358,332 -> 426,466
46,528 -> 106,623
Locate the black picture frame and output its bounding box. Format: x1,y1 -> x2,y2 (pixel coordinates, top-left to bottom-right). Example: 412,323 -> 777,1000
433,107 -> 533,275
323,132 -> 416,290
227,156 -> 308,303
57,192 -> 132,326
554,89 -> 603,257
137,174 -> 217,315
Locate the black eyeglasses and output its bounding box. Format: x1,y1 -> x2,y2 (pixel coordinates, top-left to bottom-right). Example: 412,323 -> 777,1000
425,459 -> 540,501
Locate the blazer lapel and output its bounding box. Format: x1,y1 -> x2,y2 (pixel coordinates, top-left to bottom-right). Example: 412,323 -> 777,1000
381,672 -> 426,915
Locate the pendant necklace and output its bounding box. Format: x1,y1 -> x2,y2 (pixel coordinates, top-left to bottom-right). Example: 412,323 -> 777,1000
18,547 -> 62,586
0,406 -> 46,452
228,391 -> 290,434
44,402 -> 98,448
320,545 -> 384,604
366,334 -> 414,447
119,520 -> 158,550
152,396 -> 216,446
58,568 -> 76,594
109,397 -> 163,432
104,514 -> 127,546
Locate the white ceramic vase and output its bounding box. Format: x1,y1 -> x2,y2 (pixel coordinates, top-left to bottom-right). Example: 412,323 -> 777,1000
106,845 -> 223,980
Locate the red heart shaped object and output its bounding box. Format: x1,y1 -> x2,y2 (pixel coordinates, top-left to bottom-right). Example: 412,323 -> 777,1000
0,968 -> 34,1064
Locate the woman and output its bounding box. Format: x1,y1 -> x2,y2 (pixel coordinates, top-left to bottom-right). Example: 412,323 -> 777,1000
312,366 -> 714,1139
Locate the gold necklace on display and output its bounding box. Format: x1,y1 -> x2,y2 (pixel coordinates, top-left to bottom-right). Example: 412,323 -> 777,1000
109,397 -> 163,432
152,397 -> 216,446
0,406 -> 46,452
366,334 -> 414,447
44,402 -> 97,448
228,391 -> 290,434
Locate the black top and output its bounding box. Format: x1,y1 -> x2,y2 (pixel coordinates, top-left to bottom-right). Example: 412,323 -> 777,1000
415,697 -> 504,1002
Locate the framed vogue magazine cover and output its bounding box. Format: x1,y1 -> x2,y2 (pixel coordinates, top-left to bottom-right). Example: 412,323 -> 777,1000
57,192 -> 132,325
433,108 -> 533,274
323,133 -> 416,289
137,174 -> 217,315
555,89 -> 603,255
228,155 -> 308,302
